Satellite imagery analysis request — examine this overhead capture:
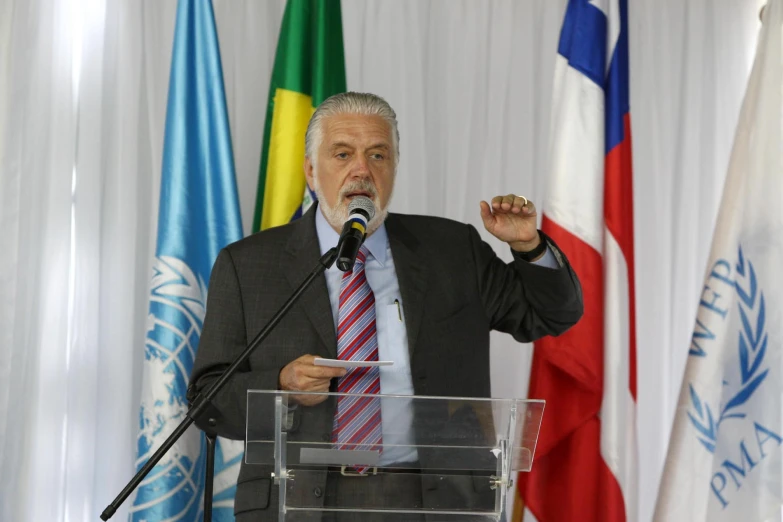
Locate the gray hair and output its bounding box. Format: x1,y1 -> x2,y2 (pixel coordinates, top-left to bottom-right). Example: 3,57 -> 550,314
305,92 -> 400,166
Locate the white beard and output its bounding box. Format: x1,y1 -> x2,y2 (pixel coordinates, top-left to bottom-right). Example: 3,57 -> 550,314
313,176 -> 390,235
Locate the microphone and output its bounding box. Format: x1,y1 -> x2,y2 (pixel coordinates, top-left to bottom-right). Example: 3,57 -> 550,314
336,196 -> 376,272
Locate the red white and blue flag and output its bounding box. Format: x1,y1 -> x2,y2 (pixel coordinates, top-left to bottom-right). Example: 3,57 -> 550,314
519,1 -> 637,521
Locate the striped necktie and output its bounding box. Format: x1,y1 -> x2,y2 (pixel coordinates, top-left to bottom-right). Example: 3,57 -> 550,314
332,246 -> 382,470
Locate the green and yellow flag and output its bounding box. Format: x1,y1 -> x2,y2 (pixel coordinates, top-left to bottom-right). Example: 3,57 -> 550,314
253,0 -> 346,232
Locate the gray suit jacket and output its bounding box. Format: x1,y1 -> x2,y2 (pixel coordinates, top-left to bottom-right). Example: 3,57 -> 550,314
189,204 -> 583,520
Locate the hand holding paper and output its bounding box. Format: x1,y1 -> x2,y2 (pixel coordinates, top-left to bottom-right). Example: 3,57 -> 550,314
278,354 -> 346,406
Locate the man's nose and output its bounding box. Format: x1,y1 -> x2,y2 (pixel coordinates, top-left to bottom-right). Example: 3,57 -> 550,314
350,155 -> 371,177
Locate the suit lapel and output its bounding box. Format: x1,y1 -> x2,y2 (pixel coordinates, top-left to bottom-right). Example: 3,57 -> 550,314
283,205 -> 338,358
386,214 -> 428,361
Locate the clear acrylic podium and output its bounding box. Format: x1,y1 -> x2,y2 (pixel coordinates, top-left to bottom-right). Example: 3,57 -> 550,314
246,391 -> 544,521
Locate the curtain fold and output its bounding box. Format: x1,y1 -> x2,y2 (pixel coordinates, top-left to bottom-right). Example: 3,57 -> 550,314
0,1 -> 765,521
0,1 -> 76,521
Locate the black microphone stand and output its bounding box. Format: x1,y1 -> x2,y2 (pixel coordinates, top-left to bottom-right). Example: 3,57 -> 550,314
101,247 -> 339,521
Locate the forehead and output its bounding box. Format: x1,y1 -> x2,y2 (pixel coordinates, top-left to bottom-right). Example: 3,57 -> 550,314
320,113 -> 392,147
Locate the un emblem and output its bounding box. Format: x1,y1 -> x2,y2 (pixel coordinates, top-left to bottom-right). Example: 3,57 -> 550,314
131,255 -> 208,521
686,246 -> 782,509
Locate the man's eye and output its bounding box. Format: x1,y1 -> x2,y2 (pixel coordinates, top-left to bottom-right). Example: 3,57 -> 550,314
336,152 -> 349,159
371,153 -> 384,160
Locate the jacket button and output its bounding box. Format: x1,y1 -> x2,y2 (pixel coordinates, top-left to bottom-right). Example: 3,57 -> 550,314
321,433 -> 331,442
313,487 -> 323,498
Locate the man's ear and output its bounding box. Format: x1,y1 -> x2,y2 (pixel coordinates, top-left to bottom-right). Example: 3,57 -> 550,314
304,156 -> 315,192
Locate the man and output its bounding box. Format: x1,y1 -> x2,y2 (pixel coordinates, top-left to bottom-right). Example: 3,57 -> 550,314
189,92 -> 583,521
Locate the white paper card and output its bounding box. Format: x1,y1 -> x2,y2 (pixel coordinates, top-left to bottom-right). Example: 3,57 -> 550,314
313,357 -> 394,368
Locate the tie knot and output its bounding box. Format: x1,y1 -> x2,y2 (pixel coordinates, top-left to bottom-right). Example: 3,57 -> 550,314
355,245 -> 371,266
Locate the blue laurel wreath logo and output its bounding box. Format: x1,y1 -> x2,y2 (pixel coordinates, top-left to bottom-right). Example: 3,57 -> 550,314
687,247 -> 768,453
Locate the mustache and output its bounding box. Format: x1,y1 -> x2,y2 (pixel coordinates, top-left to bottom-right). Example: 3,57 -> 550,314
339,179 -> 378,200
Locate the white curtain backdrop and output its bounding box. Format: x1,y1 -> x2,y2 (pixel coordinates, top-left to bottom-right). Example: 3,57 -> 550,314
0,1 -> 767,521
0,2 -> 77,522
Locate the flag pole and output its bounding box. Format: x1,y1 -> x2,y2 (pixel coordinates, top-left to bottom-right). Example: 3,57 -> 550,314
512,483 -> 526,522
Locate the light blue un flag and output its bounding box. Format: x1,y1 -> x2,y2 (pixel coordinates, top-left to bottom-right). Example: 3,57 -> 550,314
130,0 -> 243,520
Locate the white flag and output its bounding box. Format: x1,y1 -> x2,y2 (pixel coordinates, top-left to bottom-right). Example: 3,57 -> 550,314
654,1 -> 783,520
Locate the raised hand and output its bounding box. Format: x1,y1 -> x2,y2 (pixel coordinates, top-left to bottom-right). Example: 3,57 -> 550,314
479,194 -> 541,252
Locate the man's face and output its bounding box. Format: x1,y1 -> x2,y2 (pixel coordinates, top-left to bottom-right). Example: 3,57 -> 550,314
305,113 -> 395,232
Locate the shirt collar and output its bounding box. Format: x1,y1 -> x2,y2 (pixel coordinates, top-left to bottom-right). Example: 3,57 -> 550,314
315,204 -> 389,266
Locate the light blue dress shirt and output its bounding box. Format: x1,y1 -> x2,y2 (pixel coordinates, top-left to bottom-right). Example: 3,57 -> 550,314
314,207 -> 559,465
